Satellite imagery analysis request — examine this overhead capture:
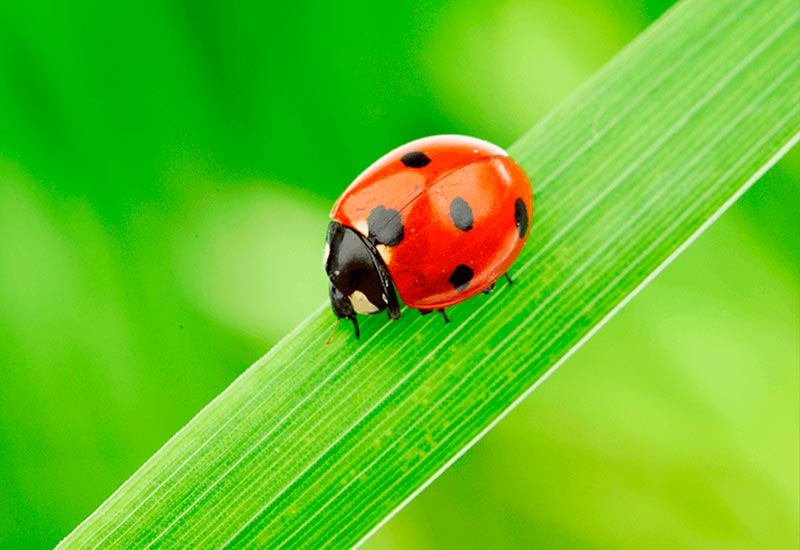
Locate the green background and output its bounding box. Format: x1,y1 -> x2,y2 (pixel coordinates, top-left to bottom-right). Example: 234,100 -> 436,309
0,0 -> 797,548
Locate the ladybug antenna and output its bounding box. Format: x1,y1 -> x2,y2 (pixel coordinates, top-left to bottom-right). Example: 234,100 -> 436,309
325,318 -> 340,345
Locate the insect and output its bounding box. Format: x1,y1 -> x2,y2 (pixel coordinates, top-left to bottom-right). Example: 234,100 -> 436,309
324,135 -> 533,338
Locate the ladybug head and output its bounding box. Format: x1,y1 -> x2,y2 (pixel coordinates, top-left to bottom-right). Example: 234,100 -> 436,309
324,222 -> 400,338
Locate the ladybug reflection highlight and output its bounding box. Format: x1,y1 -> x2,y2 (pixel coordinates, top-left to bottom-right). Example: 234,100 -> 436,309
324,135 -> 533,338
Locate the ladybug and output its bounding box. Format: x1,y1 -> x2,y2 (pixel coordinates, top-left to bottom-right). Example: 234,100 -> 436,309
324,135 -> 533,338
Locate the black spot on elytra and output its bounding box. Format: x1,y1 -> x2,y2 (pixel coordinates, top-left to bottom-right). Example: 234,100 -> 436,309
514,198 -> 528,238
401,151 -> 431,168
449,197 -> 473,231
448,264 -> 473,292
367,206 -> 404,246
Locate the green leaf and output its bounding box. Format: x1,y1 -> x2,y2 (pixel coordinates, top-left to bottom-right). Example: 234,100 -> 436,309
58,0 -> 800,548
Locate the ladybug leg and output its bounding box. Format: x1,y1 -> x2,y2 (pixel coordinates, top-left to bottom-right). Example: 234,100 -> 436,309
349,316 -> 360,339
482,283 -> 496,295
418,308 -> 448,322
383,281 -> 401,321
329,281 -> 361,339
504,272 -> 514,285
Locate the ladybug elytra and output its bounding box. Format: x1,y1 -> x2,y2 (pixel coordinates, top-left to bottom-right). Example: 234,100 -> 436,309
324,135 -> 533,338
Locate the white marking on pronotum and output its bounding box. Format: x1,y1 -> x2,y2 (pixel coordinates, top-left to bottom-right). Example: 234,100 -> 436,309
352,219 -> 369,237
322,242 -> 330,269
375,243 -> 393,264
349,290 -> 380,314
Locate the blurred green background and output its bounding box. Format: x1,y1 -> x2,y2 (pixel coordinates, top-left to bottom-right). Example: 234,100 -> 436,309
0,0 -> 797,548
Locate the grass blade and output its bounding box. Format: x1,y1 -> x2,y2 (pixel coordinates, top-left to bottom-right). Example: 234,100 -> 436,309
58,0 -> 800,548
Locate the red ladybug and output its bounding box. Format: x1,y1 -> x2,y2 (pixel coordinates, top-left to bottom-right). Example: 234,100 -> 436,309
324,135 -> 533,338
